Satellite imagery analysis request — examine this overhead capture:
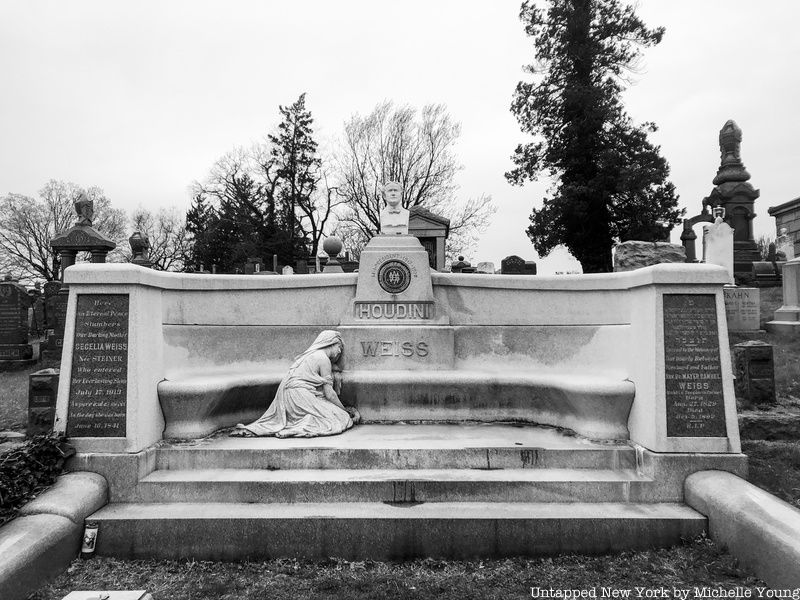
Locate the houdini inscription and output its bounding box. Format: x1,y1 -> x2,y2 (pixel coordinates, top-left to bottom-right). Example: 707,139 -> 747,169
354,301 -> 432,320
663,294 -> 726,438
67,294 -> 130,437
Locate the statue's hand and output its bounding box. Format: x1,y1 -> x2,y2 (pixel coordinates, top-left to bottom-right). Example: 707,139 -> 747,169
345,406 -> 361,425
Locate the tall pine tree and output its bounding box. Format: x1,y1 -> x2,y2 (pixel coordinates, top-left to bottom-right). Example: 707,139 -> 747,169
506,0 -> 684,273
269,93 -> 322,260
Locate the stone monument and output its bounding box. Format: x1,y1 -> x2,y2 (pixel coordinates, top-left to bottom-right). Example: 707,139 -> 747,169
766,254 -> 800,334
700,120 -> 761,277
129,231 -> 152,268
408,205 -> 449,270
321,236 -> 344,273
776,227 -> 794,261
48,193 -> 117,357
732,341 -> 775,406
0,276 -> 34,364
378,181 -> 409,236
51,193 -> 117,274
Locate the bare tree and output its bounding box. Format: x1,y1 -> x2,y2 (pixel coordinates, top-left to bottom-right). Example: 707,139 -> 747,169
0,180 -> 127,281
440,193 -> 497,263
126,206 -> 191,271
333,101 -> 495,258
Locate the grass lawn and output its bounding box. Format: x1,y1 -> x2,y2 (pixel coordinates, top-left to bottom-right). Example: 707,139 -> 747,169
30,538 -> 762,600
0,356 -> 58,432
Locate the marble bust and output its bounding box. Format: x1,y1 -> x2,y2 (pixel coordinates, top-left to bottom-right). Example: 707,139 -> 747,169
379,181 -> 409,236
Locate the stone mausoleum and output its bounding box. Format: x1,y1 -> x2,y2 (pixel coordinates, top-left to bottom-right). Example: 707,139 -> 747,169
768,195 -> 800,258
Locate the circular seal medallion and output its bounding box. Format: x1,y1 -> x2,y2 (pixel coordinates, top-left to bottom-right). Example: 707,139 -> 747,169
377,260 -> 412,294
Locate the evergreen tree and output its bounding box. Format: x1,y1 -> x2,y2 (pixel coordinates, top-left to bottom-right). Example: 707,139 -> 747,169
506,0 -> 684,273
268,93 -> 322,259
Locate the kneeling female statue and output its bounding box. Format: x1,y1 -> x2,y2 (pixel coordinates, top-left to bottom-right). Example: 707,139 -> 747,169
231,330 -> 358,438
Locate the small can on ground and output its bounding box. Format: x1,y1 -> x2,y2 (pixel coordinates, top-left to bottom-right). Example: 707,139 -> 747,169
80,521 -> 99,558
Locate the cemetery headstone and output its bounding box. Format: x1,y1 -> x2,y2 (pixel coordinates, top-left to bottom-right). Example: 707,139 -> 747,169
28,368 -> 59,435
733,340 -> 776,405
43,281 -> 62,330
0,278 -> 34,362
524,261 -> 537,275
723,287 -> 760,331
245,257 -> 263,274
282,265 -> 294,275
703,210 -> 734,284
67,294 -> 130,437
295,259 -> 309,274
32,294 -> 45,337
476,262 -> 495,274
662,294 -> 727,437
752,261 -> 782,287
501,255 -> 525,274
450,256 -> 470,273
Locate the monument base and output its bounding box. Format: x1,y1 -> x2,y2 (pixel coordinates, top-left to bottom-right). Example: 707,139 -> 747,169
74,423 -> 745,560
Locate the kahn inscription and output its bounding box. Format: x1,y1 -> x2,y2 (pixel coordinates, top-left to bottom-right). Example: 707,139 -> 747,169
67,294 -> 129,437
663,294 -> 726,438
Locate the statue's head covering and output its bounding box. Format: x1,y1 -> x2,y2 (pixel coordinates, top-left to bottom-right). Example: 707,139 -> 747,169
291,330 -> 343,366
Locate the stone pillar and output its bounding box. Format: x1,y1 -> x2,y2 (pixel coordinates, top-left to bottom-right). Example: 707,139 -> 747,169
766,257 -> 800,334
58,250 -> 78,281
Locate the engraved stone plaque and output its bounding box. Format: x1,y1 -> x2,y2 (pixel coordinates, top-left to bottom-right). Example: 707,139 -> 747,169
663,294 -> 726,437
67,294 -> 129,437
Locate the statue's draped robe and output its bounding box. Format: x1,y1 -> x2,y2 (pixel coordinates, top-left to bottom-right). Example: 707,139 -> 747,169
239,350 -> 353,437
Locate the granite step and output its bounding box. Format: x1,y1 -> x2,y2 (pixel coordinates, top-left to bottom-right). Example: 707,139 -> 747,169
137,467 -> 648,503
154,424 -> 635,471
89,501 -> 706,560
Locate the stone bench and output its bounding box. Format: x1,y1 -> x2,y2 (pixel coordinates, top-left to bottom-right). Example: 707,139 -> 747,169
157,370 -> 634,441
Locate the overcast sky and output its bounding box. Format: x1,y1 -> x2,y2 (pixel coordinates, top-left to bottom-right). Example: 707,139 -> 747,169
1,1 -> 798,273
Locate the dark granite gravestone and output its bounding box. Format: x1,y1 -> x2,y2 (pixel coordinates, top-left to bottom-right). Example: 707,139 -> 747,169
295,259 -> 309,274
42,281 -> 62,329
662,294 -> 727,437
752,261 -> 782,287
44,284 -> 69,358
450,256 -> 471,273
66,294 -> 130,437
523,261 -> 537,275
244,257 -> 264,274
0,279 -> 34,361
28,368 -> 59,435
733,340 -> 776,405
501,255 -> 525,274
32,295 -> 45,336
